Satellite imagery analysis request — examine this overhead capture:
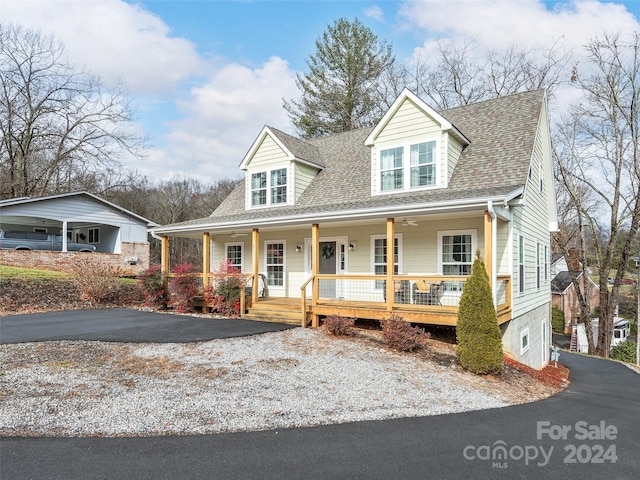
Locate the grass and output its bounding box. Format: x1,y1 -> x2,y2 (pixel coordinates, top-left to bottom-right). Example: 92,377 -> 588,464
0,265 -> 72,280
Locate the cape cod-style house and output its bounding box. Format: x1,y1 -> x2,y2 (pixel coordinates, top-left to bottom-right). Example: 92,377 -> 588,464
151,88 -> 557,370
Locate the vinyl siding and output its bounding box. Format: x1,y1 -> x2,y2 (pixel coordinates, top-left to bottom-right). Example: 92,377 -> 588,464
294,163 -> 319,202
370,98 -> 446,194
244,135 -> 291,209
511,109 -> 552,318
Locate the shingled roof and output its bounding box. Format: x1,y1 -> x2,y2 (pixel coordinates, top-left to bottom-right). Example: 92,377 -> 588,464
158,89 -> 545,231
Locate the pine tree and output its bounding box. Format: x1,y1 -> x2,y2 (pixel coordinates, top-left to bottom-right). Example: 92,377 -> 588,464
456,250 -> 504,374
283,18 -> 395,139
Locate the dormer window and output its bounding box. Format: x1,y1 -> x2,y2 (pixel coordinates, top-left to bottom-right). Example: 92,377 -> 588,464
380,140 -> 437,193
251,167 -> 288,207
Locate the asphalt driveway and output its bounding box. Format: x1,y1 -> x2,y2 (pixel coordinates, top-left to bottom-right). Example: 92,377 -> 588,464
0,308 -> 294,343
0,310 -> 639,479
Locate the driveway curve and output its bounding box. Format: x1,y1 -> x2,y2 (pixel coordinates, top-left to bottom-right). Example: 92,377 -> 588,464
0,308 -> 293,344
0,311 -> 638,479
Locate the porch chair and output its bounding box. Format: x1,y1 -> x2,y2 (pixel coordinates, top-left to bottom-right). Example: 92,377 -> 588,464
412,281 -> 443,305
382,280 -> 410,304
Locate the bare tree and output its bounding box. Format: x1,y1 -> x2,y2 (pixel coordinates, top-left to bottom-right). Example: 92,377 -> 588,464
555,31 -> 640,356
408,37 -> 571,109
0,23 -> 143,199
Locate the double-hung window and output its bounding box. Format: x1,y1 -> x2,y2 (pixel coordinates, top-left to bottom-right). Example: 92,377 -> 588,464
225,243 -> 243,273
380,140 -> 436,193
265,242 -> 285,287
441,233 -> 473,276
518,234 -> 526,294
380,147 -> 404,191
410,142 -> 436,187
536,242 -> 541,290
372,235 -> 400,289
251,168 -> 287,207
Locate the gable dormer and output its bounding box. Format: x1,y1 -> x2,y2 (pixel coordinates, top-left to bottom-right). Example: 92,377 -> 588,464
240,126 -> 323,210
365,89 -> 469,195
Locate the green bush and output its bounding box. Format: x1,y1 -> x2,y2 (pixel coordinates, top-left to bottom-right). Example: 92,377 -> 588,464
551,306 -> 565,333
611,340 -> 637,364
456,251 -> 504,374
323,314 -> 355,336
380,313 -> 430,351
138,264 -> 168,309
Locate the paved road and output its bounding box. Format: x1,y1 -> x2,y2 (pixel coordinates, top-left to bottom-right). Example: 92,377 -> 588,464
0,308 -> 293,343
1,311 -> 639,479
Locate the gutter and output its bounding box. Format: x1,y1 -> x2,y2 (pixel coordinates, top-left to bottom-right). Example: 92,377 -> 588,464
151,193 -> 512,235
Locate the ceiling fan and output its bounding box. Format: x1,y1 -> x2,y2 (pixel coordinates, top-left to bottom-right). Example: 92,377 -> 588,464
230,232 -> 248,238
401,218 -> 418,227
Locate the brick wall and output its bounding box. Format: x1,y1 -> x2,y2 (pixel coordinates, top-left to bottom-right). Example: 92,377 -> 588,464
0,242 -> 150,276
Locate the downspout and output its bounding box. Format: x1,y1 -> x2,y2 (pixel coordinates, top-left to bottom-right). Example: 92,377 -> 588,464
487,201 -> 497,306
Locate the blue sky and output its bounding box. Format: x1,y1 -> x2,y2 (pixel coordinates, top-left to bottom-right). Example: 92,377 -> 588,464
4,0 -> 640,182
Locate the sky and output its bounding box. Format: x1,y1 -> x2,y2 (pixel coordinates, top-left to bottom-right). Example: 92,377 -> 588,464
3,0 -> 640,184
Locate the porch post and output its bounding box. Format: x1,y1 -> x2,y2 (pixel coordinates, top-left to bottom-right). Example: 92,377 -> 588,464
252,228 -> 259,304
161,235 -> 169,292
202,232 -> 211,288
311,223 -> 320,327
484,210 -> 492,282
386,218 -> 395,311
61,220 -> 68,252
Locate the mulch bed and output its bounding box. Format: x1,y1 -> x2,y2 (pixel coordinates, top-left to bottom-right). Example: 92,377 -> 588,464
504,356 -> 570,388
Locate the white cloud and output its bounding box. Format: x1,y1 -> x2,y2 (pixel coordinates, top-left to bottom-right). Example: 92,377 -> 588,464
364,5 -> 385,22
400,0 -> 639,53
1,0 -> 202,94
159,56 -> 298,181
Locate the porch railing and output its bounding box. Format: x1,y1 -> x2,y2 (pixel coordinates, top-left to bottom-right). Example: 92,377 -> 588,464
301,274 -> 512,325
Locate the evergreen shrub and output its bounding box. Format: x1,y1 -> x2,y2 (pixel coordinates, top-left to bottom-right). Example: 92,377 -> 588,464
456,251 -> 504,374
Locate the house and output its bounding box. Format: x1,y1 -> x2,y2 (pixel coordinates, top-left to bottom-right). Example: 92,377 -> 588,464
0,191 -> 157,273
550,252 -> 600,334
151,88 -> 557,370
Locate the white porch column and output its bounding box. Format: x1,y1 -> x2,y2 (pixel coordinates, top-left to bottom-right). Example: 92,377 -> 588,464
62,220 -> 68,252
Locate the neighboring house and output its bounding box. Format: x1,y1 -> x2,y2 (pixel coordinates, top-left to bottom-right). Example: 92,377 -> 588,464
0,191 -> 157,273
152,88 -> 557,370
550,253 -> 600,334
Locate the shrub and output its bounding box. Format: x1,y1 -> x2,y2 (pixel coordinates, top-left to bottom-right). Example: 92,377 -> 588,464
611,340 -> 637,364
456,251 -> 504,374
551,306 -> 565,334
67,256 -> 127,304
169,263 -> 199,313
380,313 -> 429,351
204,260 -> 243,317
323,314 -> 355,336
138,264 -> 168,309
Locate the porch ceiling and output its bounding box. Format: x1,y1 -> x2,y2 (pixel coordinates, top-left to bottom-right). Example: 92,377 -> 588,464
0,215 -> 100,229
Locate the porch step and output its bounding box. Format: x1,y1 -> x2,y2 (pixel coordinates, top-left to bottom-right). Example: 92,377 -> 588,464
244,300 -> 306,326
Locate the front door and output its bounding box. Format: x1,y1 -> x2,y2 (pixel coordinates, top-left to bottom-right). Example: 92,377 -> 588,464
319,241 -> 337,298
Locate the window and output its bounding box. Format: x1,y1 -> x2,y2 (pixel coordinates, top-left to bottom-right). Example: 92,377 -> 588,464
544,245 -> 549,282
251,172 -> 267,206
379,141 -> 436,192
270,168 -> 287,204
372,235 -> 400,288
536,242 -> 541,290
225,243 -> 243,272
251,168 -> 287,207
33,228 -> 47,233
539,163 -> 544,193
518,234 -> 525,294
380,147 -> 404,191
410,142 -> 436,187
88,227 -> 100,244
520,328 -> 530,355
440,233 -> 474,276
265,242 -> 285,287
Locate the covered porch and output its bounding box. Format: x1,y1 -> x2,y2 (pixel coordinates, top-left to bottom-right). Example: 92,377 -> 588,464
159,211 -> 513,328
